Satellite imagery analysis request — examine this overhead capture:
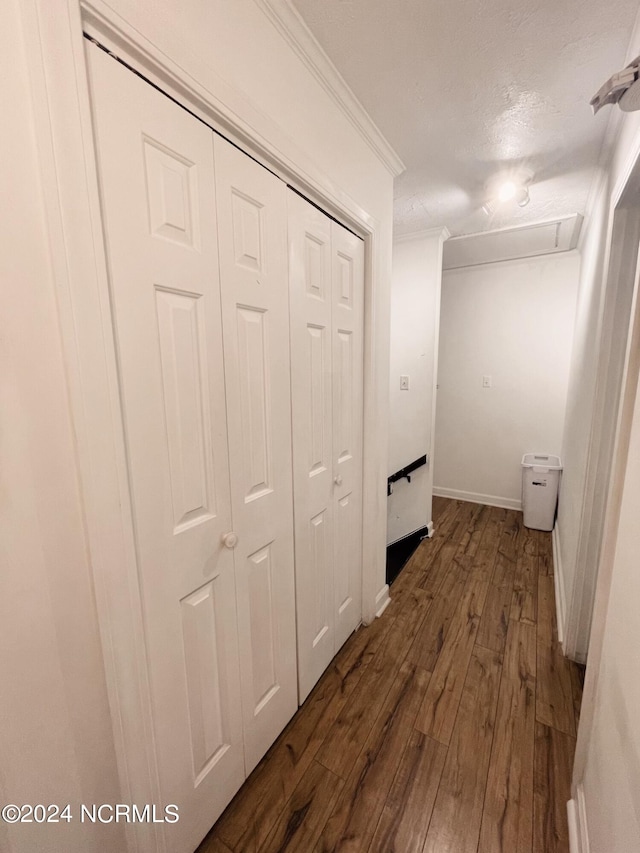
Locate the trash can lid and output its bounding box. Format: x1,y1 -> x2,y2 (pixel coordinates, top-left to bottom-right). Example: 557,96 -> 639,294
521,453 -> 562,469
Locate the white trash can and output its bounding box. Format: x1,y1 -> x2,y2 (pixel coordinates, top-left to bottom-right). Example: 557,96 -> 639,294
521,454 -> 562,531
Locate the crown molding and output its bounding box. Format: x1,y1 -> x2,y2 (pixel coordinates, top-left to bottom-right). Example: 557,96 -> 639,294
394,226 -> 451,244
255,0 -> 405,178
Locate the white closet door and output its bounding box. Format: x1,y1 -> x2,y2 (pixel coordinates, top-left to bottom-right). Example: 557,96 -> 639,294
331,222 -> 364,650
288,193 -> 336,702
289,193 -> 365,702
87,46 -> 244,852
214,137 -> 297,773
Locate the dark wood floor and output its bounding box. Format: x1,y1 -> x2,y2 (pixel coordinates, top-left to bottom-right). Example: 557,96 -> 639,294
198,498 -> 584,853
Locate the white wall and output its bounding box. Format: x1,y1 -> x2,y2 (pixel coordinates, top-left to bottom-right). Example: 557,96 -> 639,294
3,1 -> 396,850
387,230 -> 447,544
565,10 -> 640,850
0,2 -> 123,851
434,253 -> 580,509
577,381 -> 640,851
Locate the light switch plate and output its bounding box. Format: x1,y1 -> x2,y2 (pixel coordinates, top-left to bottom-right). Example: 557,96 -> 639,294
482,375 -> 492,388
400,375 -> 410,390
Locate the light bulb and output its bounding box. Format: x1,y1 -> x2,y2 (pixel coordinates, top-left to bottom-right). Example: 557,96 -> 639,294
484,170 -> 533,212
498,181 -> 517,202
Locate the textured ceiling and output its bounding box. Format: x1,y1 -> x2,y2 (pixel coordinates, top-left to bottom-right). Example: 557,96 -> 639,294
293,0 -> 640,236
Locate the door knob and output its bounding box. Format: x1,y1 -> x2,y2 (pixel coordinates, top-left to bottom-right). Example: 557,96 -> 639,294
222,532 -> 238,549
334,474 -> 343,486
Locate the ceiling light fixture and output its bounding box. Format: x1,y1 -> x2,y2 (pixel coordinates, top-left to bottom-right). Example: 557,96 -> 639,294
483,170 -> 532,215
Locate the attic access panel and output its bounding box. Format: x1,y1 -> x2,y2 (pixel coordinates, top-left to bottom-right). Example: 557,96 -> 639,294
443,215 -> 582,270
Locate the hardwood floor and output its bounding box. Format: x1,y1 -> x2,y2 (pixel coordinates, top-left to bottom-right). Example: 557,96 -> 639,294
198,498 -> 584,853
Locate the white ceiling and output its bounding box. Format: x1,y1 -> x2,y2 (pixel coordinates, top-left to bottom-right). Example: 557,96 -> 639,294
293,0 -> 640,236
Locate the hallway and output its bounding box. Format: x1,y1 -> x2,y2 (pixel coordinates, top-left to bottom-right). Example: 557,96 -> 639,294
199,497 -> 583,853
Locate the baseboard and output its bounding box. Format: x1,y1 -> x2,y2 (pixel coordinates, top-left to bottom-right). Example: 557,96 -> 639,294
568,784 -> 590,853
552,524 -> 567,649
568,799 -> 581,853
433,486 -> 522,511
375,584 -> 390,618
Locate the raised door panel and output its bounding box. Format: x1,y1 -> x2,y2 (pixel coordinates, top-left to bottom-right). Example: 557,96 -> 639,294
87,44 -> 244,853
288,191 -> 335,702
214,137 -> 297,773
155,288 -> 215,532
181,579 -> 232,784
331,222 -> 365,650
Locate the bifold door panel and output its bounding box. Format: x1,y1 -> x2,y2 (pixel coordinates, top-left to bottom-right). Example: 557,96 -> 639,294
288,193 -> 365,702
331,221 -> 365,652
288,200 -> 335,700
214,138 -> 297,774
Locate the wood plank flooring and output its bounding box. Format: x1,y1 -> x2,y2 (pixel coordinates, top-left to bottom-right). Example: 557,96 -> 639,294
198,498 -> 585,853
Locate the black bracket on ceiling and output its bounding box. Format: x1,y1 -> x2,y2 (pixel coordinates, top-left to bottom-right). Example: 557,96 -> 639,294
387,454 -> 428,496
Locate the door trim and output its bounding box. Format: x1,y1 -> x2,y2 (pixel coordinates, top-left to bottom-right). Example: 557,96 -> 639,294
565,205 -> 640,661
571,132 -> 640,794
22,2 -> 391,850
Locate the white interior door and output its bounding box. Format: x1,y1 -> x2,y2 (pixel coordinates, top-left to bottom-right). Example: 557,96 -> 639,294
87,45 -> 244,852
288,192 -> 364,702
288,194 -> 335,701
214,136 -> 297,773
331,221 -> 364,650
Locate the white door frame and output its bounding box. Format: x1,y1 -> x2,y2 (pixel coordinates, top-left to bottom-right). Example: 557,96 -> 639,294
21,1 -> 391,850
565,200 -> 640,663
571,135 -> 640,797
